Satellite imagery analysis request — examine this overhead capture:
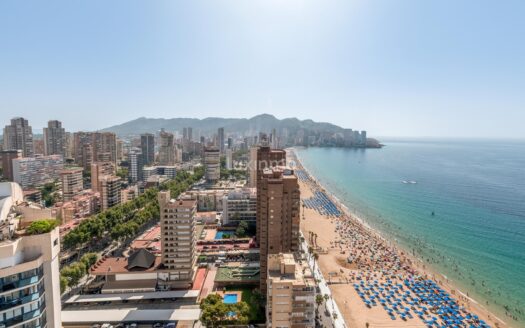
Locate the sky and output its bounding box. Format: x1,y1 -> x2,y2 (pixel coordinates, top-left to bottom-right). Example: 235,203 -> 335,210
1,0 -> 524,138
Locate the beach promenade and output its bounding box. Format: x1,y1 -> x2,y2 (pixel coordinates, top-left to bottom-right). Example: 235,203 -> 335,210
289,149 -> 507,328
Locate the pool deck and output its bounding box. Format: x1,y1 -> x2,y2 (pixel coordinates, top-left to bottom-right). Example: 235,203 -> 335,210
215,290 -> 242,304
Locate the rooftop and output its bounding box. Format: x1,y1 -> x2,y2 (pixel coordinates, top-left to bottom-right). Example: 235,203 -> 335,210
90,256 -> 162,275
62,308 -> 200,324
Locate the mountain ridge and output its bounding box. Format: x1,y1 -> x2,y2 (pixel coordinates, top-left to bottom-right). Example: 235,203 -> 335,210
100,113 -> 352,137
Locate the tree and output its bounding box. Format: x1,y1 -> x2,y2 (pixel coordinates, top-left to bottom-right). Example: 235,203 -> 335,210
235,221 -> 249,238
80,253 -> 98,269
60,262 -> 87,287
200,294 -> 251,327
26,219 -> 58,235
316,294 -> 324,306
60,276 -> 68,294
251,288 -> 266,312
116,168 -> 129,180
200,294 -> 227,327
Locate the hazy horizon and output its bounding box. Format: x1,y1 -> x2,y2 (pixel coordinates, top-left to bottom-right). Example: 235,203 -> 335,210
1,0 -> 524,138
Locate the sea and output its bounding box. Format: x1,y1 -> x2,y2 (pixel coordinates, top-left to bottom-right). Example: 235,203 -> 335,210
295,138 -> 525,326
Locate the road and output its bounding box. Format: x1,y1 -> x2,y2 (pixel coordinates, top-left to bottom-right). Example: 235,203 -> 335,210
300,232 -> 346,328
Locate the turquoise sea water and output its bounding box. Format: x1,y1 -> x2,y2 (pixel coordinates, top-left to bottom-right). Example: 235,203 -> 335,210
296,139 -> 525,326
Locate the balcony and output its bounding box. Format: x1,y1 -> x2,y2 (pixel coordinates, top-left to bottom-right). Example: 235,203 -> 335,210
0,303 -> 46,327
0,288 -> 44,311
0,275 -> 42,293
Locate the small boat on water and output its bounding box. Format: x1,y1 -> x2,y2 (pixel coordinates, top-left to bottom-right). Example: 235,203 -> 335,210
409,180 -> 417,184
402,180 -> 408,184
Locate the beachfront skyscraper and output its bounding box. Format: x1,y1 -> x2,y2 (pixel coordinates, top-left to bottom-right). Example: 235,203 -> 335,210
140,133 -> 155,165
255,145 -> 287,244
43,120 -> 66,157
158,191 -> 197,289
257,165 -> 300,292
3,117 -> 34,157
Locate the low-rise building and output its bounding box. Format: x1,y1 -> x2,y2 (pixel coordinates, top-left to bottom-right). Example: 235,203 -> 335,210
143,165 -> 177,180
221,188 -> 256,226
267,253 -> 316,328
121,185 -> 138,203
56,190 -> 100,223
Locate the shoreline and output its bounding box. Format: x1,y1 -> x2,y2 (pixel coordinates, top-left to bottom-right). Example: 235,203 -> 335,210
289,147 -> 511,328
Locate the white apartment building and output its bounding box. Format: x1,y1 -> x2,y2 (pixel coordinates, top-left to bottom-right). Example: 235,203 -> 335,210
158,191 -> 196,289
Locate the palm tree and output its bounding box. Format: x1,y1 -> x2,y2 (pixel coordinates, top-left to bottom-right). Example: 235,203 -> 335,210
313,252 -> 319,272
315,294 -> 324,307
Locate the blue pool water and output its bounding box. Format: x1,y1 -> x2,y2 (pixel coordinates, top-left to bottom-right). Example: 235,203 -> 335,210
223,293 -> 238,304
214,231 -> 231,239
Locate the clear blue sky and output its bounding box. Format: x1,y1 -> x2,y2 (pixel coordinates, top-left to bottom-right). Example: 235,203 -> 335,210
1,0 -> 524,138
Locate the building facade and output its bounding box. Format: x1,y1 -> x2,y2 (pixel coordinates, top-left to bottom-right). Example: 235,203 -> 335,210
0,150 -> 21,181
3,117 -> 34,157
140,133 -> 155,165
158,130 -> 175,166
158,191 -> 196,289
255,145 -> 286,254
43,120 -> 66,157
73,132 -> 117,170
143,166 -> 177,181
257,165 -> 300,292
267,253 -> 316,328
90,161 -> 115,193
221,188 -> 256,226
60,168 -> 84,201
100,176 -> 121,210
12,155 -> 64,189
204,147 -> 220,183
128,148 -> 144,183
0,228 -> 62,328
217,127 -> 225,153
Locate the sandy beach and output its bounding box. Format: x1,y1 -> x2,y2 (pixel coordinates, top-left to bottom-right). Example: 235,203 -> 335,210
290,149 -> 508,328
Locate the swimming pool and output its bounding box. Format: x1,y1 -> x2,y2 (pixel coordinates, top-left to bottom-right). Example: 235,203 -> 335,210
223,293 -> 238,304
214,231 -> 231,240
